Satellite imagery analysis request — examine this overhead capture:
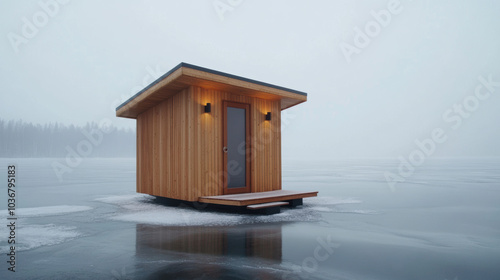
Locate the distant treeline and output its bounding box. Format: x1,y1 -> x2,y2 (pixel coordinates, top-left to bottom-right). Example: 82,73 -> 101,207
0,119 -> 135,158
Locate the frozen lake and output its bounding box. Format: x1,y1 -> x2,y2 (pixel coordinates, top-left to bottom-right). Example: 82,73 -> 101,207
0,158 -> 499,279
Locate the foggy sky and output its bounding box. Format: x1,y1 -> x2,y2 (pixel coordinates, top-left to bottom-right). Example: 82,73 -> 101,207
1,0 -> 499,159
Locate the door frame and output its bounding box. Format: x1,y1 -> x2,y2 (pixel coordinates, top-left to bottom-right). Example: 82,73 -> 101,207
223,101 -> 251,195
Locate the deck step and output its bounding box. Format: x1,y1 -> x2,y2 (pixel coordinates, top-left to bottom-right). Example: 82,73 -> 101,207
247,201 -> 289,210
199,190 -> 318,206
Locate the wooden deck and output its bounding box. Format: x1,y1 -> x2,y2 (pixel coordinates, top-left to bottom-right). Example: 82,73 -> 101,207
198,190 -> 318,206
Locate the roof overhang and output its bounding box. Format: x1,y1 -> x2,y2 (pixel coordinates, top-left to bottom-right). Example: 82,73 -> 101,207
116,63 -> 307,119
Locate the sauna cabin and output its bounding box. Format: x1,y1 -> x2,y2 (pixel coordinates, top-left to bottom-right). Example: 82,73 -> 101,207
116,63 -> 317,212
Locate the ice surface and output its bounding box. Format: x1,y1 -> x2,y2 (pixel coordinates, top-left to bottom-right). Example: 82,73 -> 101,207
0,158 -> 498,279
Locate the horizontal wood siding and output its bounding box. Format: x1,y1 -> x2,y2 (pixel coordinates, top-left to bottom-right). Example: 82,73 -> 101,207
137,86 -> 281,201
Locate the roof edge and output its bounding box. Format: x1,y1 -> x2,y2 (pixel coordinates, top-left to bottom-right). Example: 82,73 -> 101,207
116,62 -> 183,111
179,63 -> 308,96
116,62 -> 308,111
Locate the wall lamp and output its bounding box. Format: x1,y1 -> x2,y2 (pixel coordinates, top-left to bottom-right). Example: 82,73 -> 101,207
204,103 -> 211,113
265,112 -> 271,121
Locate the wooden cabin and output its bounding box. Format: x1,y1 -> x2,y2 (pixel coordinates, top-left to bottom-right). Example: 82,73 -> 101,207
116,63 -> 317,212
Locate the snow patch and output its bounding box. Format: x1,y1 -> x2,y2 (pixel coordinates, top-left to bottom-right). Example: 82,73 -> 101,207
308,206 -> 335,212
115,208 -> 243,226
307,206 -> 377,214
334,209 -> 378,214
302,196 -> 376,214
304,196 -> 362,205
96,194 -> 372,226
96,194 -> 244,226
0,224 -> 81,253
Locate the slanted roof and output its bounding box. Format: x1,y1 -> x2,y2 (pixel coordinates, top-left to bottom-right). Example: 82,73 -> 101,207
116,62 -> 307,119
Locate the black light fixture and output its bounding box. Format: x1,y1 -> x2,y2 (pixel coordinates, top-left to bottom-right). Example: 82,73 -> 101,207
204,103 -> 211,113
265,112 -> 271,121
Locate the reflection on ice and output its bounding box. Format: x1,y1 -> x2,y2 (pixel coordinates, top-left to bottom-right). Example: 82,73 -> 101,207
135,223 -> 286,280
136,223 -> 282,261
138,260 -> 287,280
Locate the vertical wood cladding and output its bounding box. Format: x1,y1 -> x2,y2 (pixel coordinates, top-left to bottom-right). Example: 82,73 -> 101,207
137,86 -> 281,201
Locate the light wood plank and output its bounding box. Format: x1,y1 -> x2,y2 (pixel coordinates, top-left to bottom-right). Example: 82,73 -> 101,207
199,190 -> 318,206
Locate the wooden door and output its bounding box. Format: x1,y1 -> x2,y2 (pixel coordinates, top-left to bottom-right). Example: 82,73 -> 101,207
223,101 -> 251,194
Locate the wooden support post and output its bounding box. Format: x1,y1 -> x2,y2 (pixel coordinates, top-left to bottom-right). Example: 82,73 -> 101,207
254,206 -> 281,215
287,198 -> 303,207
155,196 -> 181,207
